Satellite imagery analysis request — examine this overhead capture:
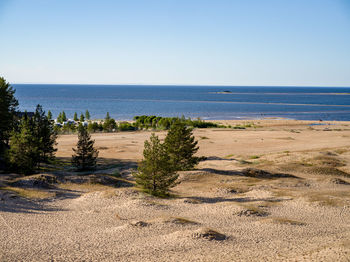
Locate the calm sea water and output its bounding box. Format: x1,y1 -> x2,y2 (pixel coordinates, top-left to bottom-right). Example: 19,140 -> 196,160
12,84 -> 350,121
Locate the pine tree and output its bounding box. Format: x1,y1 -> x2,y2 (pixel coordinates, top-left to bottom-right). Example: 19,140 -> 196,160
103,118 -> 117,132
0,77 -> 19,159
32,105 -> 57,165
8,115 -> 40,175
57,112 -> 62,123
80,113 -> 85,122
72,124 -> 98,171
85,110 -> 90,120
47,110 -> 52,120
134,133 -> 178,196
164,120 -> 199,171
61,111 -> 67,122
105,112 -> 111,121
73,112 -> 78,121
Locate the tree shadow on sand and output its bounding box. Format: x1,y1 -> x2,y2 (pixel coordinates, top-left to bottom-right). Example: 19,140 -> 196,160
182,195 -> 287,204
198,168 -> 299,179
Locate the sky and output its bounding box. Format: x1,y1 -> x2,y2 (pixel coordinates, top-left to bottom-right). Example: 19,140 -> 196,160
0,0 -> 349,86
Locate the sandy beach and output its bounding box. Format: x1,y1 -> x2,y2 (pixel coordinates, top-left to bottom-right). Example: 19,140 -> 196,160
1,119 -> 350,261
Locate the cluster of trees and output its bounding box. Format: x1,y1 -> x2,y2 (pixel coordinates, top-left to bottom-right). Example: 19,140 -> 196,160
56,110 -> 91,124
54,113 -> 224,134
0,76 -> 200,192
0,77 -> 99,174
134,121 -> 199,196
8,105 -> 57,174
0,77 -> 57,174
0,77 -> 19,169
133,115 -> 223,130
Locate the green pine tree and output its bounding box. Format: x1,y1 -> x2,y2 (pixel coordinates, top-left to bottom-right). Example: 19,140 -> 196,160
47,110 -> 52,120
57,112 -> 62,123
134,133 -> 178,196
85,110 -> 90,120
61,111 -> 67,122
32,105 -> 57,166
0,77 -> 19,159
105,112 -> 111,121
8,115 -> 40,175
103,118 -> 117,132
72,124 -> 99,171
80,113 -> 85,122
73,112 -> 78,121
164,120 -> 199,171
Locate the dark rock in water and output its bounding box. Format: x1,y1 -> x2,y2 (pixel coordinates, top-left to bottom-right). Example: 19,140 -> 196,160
192,228 -> 227,241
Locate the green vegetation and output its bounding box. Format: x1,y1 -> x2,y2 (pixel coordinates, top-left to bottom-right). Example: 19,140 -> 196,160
73,112 -> 78,121
79,113 -> 85,122
32,105 -> 57,165
53,114 -> 226,134
133,115 -> 224,130
71,124 -> 99,171
134,133 -> 178,196
8,105 -> 57,175
57,111 -> 67,123
135,121 -> 200,196
85,110 -> 90,120
164,121 -> 199,171
0,77 -> 19,162
8,115 -> 40,175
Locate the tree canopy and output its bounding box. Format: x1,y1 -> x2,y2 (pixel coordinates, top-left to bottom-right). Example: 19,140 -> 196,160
0,77 -> 19,158
72,124 -> 99,171
134,133 -> 178,196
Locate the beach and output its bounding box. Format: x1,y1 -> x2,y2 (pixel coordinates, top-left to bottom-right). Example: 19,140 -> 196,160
1,119 -> 350,261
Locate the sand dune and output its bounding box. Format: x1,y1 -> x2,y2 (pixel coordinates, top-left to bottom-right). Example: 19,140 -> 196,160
1,120 -> 350,261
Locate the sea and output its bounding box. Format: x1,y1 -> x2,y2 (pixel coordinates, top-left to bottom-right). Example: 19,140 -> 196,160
12,84 -> 350,121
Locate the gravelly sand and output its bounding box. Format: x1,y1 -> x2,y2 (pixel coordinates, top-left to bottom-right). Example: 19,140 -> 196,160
1,120 -> 350,261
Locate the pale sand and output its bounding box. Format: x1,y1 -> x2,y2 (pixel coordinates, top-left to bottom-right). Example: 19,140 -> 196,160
1,120 -> 350,261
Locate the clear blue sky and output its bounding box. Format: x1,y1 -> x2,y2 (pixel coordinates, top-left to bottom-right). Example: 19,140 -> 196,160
0,0 -> 349,86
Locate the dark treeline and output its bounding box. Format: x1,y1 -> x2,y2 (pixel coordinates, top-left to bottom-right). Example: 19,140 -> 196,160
54,114 -> 226,134
0,77 -> 57,174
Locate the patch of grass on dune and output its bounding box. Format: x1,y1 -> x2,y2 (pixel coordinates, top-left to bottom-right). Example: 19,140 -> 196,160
0,186 -> 55,199
58,182 -> 115,192
271,218 -> 306,226
303,190 -> 350,207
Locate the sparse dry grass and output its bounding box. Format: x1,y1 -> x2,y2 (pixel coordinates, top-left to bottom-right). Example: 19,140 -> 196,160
0,186 -> 55,199
311,154 -> 345,167
334,148 -> 348,154
270,218 -> 306,226
58,182 -> 115,192
164,216 -> 199,225
303,190 -> 350,207
276,137 -> 295,140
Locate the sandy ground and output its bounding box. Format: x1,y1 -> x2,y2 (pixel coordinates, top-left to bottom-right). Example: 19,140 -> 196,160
1,119 -> 350,261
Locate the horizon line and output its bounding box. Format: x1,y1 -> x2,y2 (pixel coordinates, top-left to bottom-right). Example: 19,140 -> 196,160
11,82 -> 350,88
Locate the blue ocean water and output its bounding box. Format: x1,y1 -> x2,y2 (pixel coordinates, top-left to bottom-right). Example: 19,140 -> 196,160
12,84 -> 350,121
